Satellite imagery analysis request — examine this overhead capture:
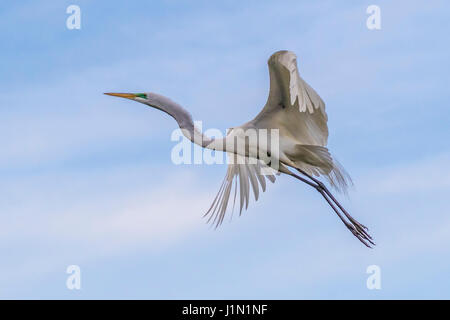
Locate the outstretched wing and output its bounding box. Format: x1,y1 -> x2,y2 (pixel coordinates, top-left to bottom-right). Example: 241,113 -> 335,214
250,50 -> 328,147
247,51 -> 351,192
205,154 -> 278,227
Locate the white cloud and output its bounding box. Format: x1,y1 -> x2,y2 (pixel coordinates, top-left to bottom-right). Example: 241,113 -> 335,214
0,166 -> 212,289
360,153 -> 450,194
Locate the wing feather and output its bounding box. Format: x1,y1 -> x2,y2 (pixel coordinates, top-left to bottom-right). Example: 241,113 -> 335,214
250,50 -> 328,147
247,164 -> 260,201
247,50 -> 351,192
205,154 -> 277,227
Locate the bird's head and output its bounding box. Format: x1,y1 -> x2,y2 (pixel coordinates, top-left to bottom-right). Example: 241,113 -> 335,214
104,92 -> 173,112
104,92 -> 152,104
104,91 -> 191,126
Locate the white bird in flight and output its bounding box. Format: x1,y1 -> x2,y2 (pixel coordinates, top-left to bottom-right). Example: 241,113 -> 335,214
105,50 -> 374,247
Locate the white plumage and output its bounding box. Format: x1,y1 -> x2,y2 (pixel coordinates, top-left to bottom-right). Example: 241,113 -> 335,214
208,50 -> 349,227
105,50 -> 374,247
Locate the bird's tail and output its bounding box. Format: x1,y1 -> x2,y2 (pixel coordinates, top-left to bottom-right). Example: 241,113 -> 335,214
287,144 -> 353,193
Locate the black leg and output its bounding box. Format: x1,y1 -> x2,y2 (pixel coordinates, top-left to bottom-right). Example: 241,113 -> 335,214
296,169 -> 374,244
287,169 -> 375,248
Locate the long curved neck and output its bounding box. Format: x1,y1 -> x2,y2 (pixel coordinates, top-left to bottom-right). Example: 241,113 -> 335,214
144,93 -> 225,151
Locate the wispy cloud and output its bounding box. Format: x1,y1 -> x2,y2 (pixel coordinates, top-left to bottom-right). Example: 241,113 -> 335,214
361,153 -> 450,194
1,0 -> 450,299
0,166 -> 211,292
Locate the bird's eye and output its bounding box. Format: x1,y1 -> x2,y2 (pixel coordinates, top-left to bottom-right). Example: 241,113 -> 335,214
136,93 -> 147,99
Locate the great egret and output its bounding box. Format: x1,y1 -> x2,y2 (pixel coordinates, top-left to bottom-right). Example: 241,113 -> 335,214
105,50 -> 374,247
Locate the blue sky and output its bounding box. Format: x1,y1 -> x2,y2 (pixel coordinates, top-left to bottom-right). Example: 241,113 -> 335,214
1,0 -> 449,299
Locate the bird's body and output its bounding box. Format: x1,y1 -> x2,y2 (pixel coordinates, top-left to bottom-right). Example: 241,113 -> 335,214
105,50 -> 374,247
